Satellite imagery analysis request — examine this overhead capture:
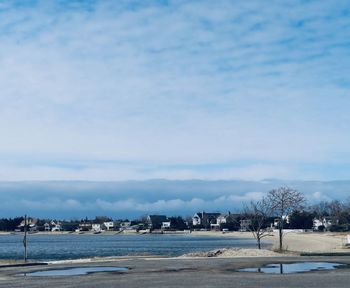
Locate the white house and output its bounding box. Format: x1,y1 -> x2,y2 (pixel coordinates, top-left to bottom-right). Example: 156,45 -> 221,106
313,217 -> 333,231
216,213 -> 237,225
18,218 -> 38,231
51,225 -> 61,232
92,224 -> 102,233
216,214 -> 228,225
44,223 -> 51,232
161,221 -> 171,229
103,222 -> 114,231
192,212 -> 221,228
51,221 -> 61,232
192,213 -> 202,226
273,215 -> 290,227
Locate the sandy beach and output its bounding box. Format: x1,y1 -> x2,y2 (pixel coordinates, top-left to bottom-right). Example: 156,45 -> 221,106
190,230 -> 350,254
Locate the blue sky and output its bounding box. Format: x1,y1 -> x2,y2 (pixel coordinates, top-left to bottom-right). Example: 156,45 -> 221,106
0,0 -> 350,181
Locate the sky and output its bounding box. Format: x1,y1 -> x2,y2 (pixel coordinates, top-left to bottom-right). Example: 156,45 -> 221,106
0,0 -> 350,182
0,1 -> 350,217
0,180 -> 348,218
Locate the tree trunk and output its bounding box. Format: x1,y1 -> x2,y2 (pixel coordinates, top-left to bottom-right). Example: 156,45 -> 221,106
257,237 -> 261,249
279,220 -> 283,251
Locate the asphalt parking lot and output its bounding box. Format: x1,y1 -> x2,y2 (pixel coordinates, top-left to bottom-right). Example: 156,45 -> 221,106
1,256 -> 350,288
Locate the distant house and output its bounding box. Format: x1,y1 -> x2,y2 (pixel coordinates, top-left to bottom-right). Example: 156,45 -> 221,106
240,219 -> 252,232
192,212 -> 221,229
167,217 -> 188,230
79,222 -> 92,231
147,215 -> 168,230
44,223 -> 51,232
120,221 -> 131,228
216,214 -> 228,225
313,217 -> 333,231
216,213 -> 242,231
18,217 -> 37,227
18,217 -> 38,231
119,221 -> 131,231
216,212 -> 239,225
273,215 -> 290,228
103,221 -> 114,231
161,221 -> 171,230
51,221 -> 62,232
210,222 -> 220,231
51,225 -> 61,232
92,224 -> 102,233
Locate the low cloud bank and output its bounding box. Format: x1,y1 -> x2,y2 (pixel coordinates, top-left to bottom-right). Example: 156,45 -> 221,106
0,180 -> 348,218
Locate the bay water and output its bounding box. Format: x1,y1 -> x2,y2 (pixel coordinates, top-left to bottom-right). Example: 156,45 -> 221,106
0,234 -> 258,261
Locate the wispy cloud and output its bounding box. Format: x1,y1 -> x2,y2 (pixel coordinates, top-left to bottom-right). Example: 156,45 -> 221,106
0,1 -> 349,180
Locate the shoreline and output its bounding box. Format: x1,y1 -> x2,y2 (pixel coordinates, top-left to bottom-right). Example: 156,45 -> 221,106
192,231 -> 350,253
1,230 -> 349,266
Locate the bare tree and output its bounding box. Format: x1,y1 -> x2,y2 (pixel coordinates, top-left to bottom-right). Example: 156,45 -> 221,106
327,200 -> 344,224
243,198 -> 272,249
310,201 -> 329,219
267,187 -> 305,251
344,197 -> 350,213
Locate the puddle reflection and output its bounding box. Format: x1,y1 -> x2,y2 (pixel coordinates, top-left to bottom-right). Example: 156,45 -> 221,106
20,266 -> 128,277
237,262 -> 346,274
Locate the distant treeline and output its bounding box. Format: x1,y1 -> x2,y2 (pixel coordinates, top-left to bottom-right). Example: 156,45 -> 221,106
0,217 -> 23,231
1,199 -> 350,232
309,199 -> 350,232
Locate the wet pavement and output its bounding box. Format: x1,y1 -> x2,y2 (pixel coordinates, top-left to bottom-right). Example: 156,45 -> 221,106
1,256 -> 350,288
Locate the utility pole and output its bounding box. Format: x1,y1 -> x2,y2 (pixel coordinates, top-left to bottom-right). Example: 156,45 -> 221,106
23,214 -> 27,263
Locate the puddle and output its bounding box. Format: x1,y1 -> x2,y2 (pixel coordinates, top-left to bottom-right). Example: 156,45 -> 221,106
237,262 -> 346,274
20,266 -> 128,277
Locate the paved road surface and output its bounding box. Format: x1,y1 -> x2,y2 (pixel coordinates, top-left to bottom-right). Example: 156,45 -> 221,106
1,256 -> 350,288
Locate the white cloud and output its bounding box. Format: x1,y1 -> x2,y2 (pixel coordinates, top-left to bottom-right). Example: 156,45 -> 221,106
13,192 -> 262,216
307,191 -> 332,203
1,179 -> 349,218
0,1 -> 349,181
19,198 -> 84,211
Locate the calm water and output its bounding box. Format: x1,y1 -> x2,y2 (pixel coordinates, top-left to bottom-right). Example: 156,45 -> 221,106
0,234 -> 258,261
20,266 -> 129,276
237,262 -> 346,274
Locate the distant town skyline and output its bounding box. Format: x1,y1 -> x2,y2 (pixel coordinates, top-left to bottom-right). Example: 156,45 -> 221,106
0,1 -> 350,182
